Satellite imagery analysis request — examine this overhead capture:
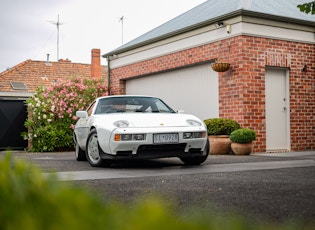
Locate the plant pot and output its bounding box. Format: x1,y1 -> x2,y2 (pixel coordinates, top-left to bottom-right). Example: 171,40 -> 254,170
208,135 -> 231,155
231,142 -> 253,155
211,62 -> 230,72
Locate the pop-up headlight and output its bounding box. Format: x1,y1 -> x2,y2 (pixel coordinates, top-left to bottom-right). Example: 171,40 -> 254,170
186,119 -> 202,126
114,120 -> 129,128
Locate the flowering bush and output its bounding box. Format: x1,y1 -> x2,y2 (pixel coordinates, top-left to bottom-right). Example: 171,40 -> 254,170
22,77 -> 108,152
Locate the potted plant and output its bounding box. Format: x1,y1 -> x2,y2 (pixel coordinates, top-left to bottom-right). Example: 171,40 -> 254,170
211,59 -> 230,72
204,118 -> 240,155
229,128 -> 256,155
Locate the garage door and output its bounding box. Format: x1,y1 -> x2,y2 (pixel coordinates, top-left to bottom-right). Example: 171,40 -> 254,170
126,64 -> 218,120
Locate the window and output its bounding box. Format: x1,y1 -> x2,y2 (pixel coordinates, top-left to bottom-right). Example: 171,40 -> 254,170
10,81 -> 27,90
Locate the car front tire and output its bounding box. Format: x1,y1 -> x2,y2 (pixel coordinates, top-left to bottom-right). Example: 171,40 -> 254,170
180,139 -> 209,165
86,129 -> 108,167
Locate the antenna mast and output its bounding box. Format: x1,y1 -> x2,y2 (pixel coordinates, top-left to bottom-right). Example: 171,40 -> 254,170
119,16 -> 124,45
48,14 -> 64,61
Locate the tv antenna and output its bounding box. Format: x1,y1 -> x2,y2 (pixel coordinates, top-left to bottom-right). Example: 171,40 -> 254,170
119,16 -> 124,45
48,14 -> 64,61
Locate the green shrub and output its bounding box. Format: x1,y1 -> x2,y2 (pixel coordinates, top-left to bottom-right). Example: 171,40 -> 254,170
0,153 -> 106,229
22,77 -> 108,152
230,128 -> 256,143
204,118 -> 240,135
0,153 -> 242,230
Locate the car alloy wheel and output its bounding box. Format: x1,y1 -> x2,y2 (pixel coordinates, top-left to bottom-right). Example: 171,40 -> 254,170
86,129 -> 103,166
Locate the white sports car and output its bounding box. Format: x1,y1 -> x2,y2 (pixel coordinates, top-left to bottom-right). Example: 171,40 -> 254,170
73,95 -> 209,167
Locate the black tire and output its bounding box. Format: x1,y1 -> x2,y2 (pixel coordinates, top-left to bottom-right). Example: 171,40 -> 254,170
180,139 -> 209,165
85,129 -> 107,167
75,143 -> 86,161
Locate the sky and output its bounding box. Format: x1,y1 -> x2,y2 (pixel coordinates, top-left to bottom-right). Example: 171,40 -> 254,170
0,0 -> 206,72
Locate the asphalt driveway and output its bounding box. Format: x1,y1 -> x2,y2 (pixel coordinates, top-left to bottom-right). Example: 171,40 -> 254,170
2,150 -> 315,223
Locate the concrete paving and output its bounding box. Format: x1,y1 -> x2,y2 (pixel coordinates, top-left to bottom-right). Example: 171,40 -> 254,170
49,157 -> 315,181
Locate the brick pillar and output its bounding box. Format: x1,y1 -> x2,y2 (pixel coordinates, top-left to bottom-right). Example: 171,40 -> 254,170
91,48 -> 101,79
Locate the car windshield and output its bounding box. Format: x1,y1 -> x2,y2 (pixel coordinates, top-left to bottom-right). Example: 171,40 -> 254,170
94,97 -> 176,114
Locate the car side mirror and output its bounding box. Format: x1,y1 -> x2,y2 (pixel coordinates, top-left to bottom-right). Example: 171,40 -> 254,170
76,111 -> 88,118
177,110 -> 184,114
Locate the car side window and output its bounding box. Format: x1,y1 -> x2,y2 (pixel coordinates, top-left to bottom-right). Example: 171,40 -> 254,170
87,101 -> 96,116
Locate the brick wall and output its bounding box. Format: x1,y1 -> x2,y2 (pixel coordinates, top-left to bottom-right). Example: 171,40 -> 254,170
110,35 -> 315,152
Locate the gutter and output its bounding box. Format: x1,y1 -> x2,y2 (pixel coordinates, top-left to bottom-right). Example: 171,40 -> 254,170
0,91 -> 34,100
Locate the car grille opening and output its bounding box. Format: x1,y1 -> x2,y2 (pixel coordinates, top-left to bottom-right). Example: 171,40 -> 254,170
109,144 -> 203,160
117,151 -> 133,156
188,148 -> 202,154
137,144 -> 186,157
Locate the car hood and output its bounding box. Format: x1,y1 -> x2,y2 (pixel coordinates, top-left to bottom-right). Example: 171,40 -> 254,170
94,113 -> 203,128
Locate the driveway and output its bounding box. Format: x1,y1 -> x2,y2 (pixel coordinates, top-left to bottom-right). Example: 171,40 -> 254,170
2,150 -> 315,223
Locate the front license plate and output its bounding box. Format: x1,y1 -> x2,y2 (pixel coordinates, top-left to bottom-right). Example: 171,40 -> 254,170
153,133 -> 179,143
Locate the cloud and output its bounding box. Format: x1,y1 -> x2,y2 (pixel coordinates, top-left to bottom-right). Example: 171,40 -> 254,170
0,0 -> 205,71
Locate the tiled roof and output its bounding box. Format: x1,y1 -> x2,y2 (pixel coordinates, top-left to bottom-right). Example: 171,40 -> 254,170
104,0 -> 315,56
0,59 -> 107,94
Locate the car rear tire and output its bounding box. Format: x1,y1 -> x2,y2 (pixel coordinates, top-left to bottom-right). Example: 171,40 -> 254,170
75,143 -> 86,161
86,129 -> 110,167
180,139 -> 209,165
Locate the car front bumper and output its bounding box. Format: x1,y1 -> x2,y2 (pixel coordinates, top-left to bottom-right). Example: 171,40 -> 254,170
97,126 -> 208,160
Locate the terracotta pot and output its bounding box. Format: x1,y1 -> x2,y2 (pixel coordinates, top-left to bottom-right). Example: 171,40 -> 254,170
231,142 -> 253,155
208,135 -> 231,155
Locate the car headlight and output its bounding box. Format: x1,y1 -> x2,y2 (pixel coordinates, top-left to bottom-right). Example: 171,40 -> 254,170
186,119 -> 202,126
114,120 -> 129,128
114,134 -> 146,141
183,132 -> 206,139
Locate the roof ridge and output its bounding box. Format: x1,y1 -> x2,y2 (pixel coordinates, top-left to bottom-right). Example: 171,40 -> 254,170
0,59 -> 32,77
0,59 -> 108,78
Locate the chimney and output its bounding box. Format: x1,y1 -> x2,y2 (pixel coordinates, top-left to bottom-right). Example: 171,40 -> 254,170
91,48 -> 101,79
46,54 -> 51,66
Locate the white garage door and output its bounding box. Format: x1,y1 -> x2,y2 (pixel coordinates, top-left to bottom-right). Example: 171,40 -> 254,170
126,64 -> 218,120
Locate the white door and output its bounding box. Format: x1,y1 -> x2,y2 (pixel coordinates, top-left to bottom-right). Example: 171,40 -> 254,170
265,68 -> 290,151
126,64 -> 218,120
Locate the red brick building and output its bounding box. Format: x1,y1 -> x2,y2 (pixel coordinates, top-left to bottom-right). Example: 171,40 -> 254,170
103,0 -> 315,153
0,49 -> 107,150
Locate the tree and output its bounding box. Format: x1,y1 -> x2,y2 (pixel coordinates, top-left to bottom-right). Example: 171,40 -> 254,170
298,1 -> 315,14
